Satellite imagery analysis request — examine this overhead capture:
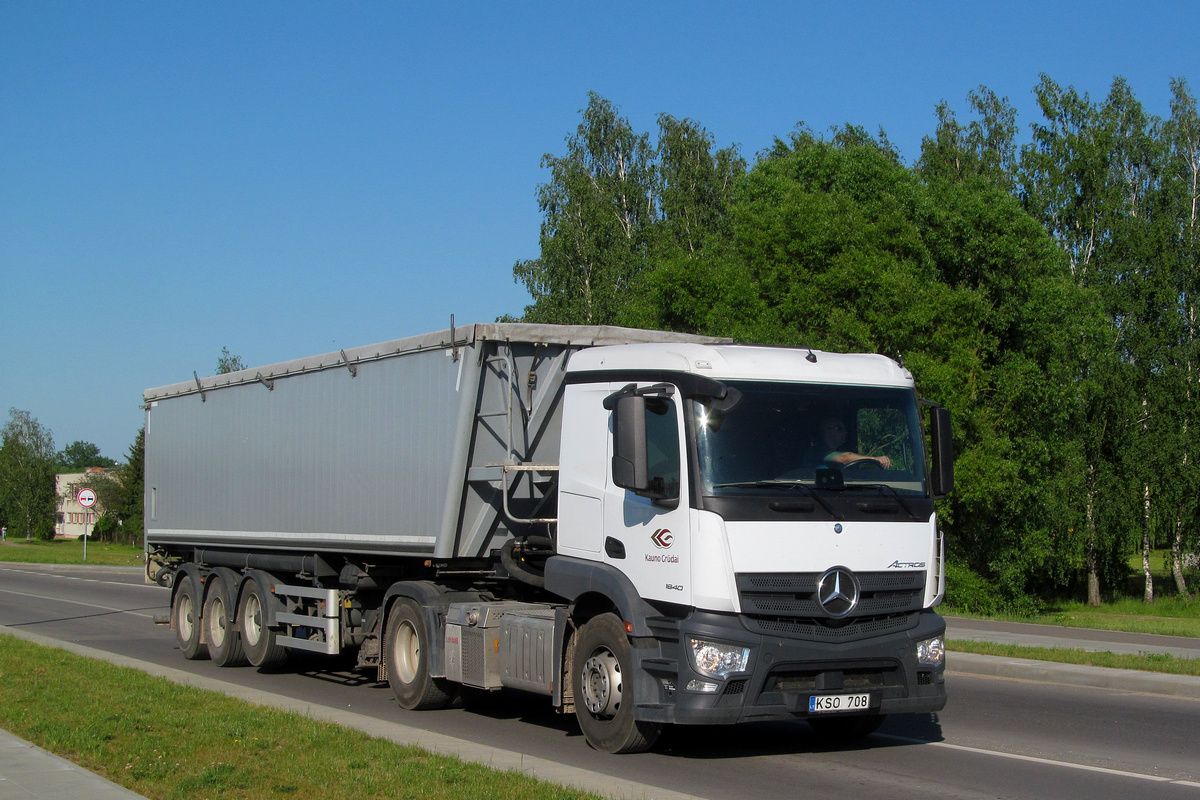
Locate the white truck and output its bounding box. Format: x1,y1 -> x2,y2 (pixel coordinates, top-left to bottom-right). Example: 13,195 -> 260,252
145,322 -> 952,753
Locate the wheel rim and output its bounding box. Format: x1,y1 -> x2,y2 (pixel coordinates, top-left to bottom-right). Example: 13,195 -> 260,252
581,647 -> 623,718
178,593 -> 195,642
209,595 -> 227,647
393,620 -> 419,684
242,593 -> 262,647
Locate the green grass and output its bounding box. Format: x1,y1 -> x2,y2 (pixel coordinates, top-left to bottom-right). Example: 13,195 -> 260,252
948,639 -> 1200,676
0,537 -> 144,566
0,634 -> 599,800
944,594 -> 1200,638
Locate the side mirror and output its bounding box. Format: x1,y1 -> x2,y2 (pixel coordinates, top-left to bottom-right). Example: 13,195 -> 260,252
609,391 -> 677,504
611,394 -> 652,494
929,406 -> 954,498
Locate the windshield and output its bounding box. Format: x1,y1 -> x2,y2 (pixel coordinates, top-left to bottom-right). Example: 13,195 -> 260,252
694,381 -> 927,497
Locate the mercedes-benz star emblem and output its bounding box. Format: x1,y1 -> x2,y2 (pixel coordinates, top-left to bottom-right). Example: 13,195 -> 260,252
817,567 -> 860,618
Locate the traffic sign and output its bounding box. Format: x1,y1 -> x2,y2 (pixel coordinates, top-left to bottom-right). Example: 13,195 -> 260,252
77,488 -> 97,508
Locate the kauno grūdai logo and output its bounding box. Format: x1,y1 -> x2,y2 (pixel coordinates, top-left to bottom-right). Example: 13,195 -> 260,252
651,528 -> 673,549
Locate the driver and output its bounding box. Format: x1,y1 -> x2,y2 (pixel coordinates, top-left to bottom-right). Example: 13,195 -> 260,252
817,416 -> 892,469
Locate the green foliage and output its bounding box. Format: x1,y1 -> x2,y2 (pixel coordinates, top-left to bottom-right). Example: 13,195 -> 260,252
943,561 -> 1044,617
216,346 -> 247,375
90,512 -> 120,542
514,93 -> 745,326
0,408 -> 58,541
114,428 -> 145,544
56,440 -> 117,470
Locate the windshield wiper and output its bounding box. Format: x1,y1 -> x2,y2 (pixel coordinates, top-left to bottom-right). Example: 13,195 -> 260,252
848,482 -> 920,520
713,480 -> 842,519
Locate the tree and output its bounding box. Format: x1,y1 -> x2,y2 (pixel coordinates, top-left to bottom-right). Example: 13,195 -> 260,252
918,86 -> 1019,192
0,409 -> 58,540
1158,78 -> 1200,597
1020,76 -> 1145,605
514,93 -> 656,325
217,347 -> 247,375
514,94 -> 746,327
57,440 -> 117,470
115,428 -> 145,545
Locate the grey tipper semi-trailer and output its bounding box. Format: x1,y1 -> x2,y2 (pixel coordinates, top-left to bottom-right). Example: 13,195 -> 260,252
145,322 -> 953,754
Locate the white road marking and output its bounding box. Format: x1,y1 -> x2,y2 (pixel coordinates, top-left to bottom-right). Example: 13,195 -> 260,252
877,733 -> 1200,788
0,586 -> 163,619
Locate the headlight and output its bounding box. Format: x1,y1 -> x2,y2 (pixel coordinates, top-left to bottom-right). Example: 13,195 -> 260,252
689,638 -> 751,678
917,636 -> 945,667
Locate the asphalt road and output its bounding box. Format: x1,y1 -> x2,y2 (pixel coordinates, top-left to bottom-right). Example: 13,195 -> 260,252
2,562 -> 1199,800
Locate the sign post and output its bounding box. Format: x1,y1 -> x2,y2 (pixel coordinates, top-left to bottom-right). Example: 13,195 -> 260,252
77,488 -> 97,562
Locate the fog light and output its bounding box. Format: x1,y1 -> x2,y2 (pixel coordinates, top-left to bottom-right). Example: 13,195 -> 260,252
686,679 -> 720,693
917,636 -> 945,667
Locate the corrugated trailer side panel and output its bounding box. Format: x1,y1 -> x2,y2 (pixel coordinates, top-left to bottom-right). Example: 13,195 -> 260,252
146,345 -> 464,556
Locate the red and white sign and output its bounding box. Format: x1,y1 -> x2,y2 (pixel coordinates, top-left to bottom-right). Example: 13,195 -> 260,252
77,488 -> 97,508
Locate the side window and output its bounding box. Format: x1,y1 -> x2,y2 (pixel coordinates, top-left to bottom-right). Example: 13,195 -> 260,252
644,397 -> 680,498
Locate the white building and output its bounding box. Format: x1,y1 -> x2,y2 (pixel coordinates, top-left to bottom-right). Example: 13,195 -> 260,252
55,469 -> 106,539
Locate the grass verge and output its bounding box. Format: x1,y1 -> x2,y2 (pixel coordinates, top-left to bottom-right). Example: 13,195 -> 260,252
0,634 -> 597,800
943,597 -> 1200,639
0,538 -> 143,566
948,639 -> 1200,676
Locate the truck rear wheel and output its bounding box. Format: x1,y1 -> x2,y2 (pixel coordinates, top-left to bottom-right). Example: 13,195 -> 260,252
238,581 -> 287,669
385,599 -> 454,710
204,574 -> 247,667
172,578 -> 207,660
573,613 -> 662,754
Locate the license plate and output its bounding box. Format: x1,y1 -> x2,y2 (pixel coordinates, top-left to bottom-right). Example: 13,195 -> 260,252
808,693 -> 871,713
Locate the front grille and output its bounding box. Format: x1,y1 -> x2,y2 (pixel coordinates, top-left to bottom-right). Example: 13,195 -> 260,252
722,679 -> 747,696
737,570 -> 925,642
772,665 -> 897,692
744,612 -> 917,642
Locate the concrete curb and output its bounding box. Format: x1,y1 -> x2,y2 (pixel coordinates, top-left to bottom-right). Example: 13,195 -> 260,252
948,651 -> 1200,698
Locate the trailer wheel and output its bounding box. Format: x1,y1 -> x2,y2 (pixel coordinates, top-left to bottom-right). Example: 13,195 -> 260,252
385,599 -> 454,710
172,578 -> 207,660
807,713 -> 885,740
204,575 -> 247,667
238,581 -> 287,669
573,613 -> 662,754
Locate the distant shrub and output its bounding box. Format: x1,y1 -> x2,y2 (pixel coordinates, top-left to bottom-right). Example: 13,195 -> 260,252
943,561 -> 1043,617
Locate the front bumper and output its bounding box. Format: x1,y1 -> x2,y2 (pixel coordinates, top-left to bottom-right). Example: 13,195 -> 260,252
630,609 -> 947,725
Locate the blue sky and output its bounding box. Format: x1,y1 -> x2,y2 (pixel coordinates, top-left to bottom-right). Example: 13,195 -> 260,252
2,1 -> 1198,461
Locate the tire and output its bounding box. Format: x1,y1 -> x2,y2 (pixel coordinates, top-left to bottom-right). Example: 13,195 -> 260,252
385,598 -> 455,710
204,574 -> 247,667
238,580 -> 288,669
172,577 -> 208,661
573,613 -> 662,754
807,713 -> 885,740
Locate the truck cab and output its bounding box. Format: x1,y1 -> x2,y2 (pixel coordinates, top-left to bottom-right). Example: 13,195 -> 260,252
547,342 -> 951,751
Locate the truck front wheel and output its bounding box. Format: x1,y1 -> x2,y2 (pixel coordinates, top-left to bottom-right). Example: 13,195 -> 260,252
385,599 -> 454,710
573,613 -> 662,754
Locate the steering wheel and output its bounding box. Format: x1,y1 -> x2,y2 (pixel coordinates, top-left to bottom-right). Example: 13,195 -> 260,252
841,457 -> 879,470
